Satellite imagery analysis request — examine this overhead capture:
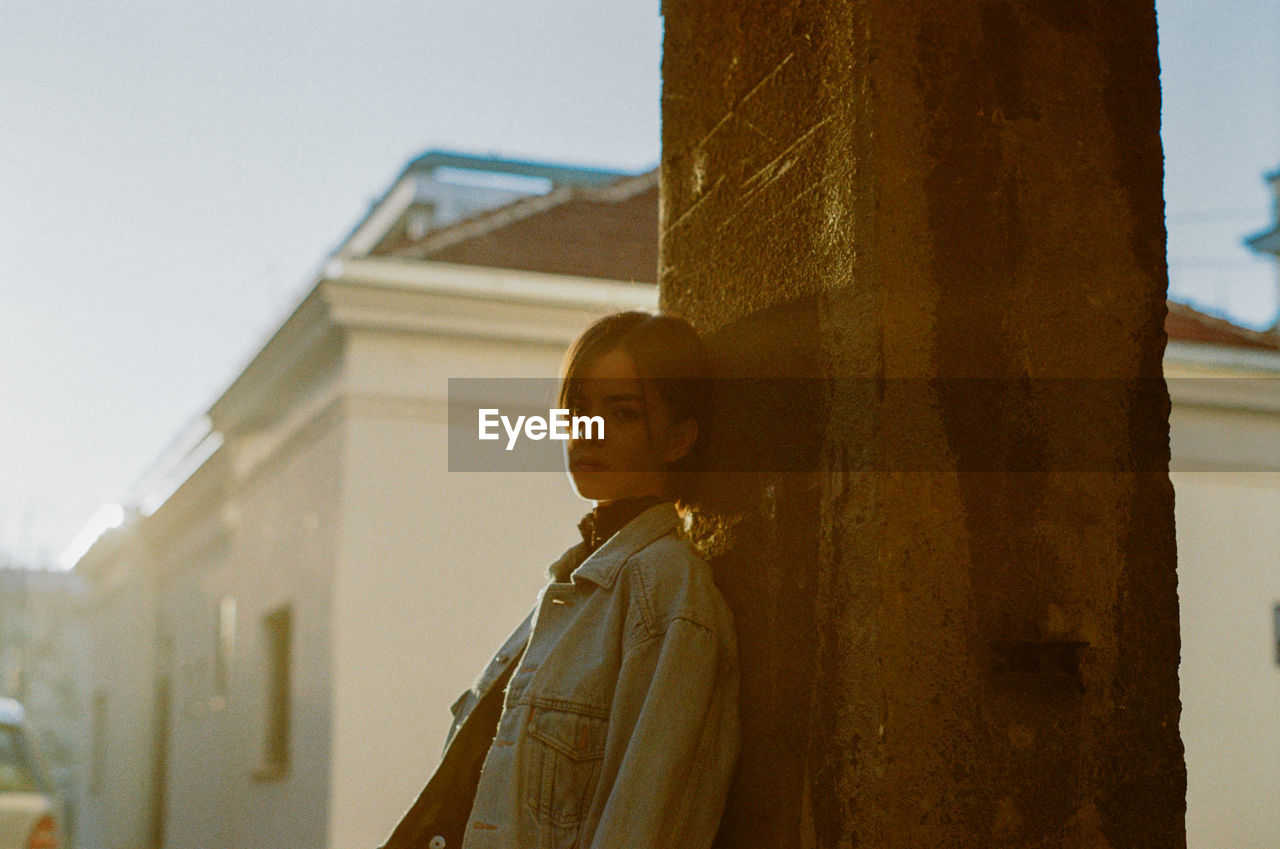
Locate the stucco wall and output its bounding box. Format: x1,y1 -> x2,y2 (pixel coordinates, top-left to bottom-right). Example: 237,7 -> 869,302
1166,353 -> 1280,847
329,330 -> 598,849
158,408 -> 343,849
77,570 -> 159,849
156,533 -> 233,849
1176,474 -> 1280,847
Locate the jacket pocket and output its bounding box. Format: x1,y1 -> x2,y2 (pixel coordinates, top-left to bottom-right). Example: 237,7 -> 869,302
525,705 -> 609,831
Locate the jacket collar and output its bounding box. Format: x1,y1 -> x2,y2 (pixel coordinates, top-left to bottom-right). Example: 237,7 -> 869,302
548,501 -> 681,590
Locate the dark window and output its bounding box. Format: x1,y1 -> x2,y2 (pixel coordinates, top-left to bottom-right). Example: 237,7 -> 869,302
1273,603 -> 1280,667
150,676 -> 170,848
257,605 -> 292,779
89,690 -> 107,796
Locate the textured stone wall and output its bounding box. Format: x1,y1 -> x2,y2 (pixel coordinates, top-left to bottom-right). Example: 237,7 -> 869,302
660,1 -> 1183,847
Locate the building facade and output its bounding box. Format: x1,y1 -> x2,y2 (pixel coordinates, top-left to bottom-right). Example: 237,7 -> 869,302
72,155 -> 658,849
66,152 -> 1280,848
1163,303 -> 1280,848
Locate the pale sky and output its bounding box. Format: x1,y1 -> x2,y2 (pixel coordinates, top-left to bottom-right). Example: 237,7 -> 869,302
2,1 -> 1278,565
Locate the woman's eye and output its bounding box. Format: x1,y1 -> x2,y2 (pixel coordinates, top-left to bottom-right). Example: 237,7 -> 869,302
612,407 -> 642,421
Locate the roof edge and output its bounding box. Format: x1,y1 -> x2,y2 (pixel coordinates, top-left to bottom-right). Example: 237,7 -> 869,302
404,150 -> 634,186
391,169 -> 659,261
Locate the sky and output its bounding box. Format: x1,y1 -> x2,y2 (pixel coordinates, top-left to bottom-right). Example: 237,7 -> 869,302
1,1 -> 1278,566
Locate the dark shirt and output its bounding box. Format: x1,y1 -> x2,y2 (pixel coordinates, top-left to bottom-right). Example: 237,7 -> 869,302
576,494 -> 667,556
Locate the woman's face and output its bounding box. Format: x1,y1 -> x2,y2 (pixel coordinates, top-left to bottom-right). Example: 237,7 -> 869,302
563,347 -> 696,505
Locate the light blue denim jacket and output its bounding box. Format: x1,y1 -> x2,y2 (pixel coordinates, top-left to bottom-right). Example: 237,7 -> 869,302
445,501 -> 740,849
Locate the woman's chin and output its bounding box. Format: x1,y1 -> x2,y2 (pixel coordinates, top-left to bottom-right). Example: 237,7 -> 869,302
568,472 -> 609,501
568,467 -> 669,503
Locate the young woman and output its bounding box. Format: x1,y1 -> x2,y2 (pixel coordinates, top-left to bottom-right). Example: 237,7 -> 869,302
378,311 -> 740,849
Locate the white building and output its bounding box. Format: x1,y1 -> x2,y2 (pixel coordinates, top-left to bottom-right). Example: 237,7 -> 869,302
1173,184 -> 1280,847
72,153 -> 659,849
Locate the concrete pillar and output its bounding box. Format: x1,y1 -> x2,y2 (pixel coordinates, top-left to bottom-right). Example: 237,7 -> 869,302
660,2 -> 1183,847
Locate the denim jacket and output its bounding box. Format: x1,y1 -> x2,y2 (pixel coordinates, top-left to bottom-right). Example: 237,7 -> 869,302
381,501 -> 739,849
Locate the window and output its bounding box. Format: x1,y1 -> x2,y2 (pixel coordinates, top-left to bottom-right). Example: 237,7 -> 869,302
255,605 -> 292,780
212,596 -> 236,709
90,690 -> 107,796
405,203 -> 437,240
1273,603 -> 1280,667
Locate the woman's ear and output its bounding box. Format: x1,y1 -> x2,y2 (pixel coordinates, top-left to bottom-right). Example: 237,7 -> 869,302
661,418 -> 699,465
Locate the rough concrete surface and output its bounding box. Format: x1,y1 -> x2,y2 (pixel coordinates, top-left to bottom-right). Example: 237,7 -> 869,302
661,1 -> 1183,847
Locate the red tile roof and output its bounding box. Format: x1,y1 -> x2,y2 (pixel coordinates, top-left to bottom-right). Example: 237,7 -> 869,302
388,170 -> 659,284
387,168 -> 1280,352
1165,301 -> 1280,351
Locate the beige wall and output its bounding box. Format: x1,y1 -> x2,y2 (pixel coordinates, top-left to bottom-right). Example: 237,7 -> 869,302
1167,353 -> 1280,848
1176,471 -> 1280,848
77,567 -> 159,849
151,402 -> 343,849
328,330 -> 589,848
156,532 -> 233,849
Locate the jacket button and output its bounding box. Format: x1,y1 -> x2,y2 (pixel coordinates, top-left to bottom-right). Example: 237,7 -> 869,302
428,837 -> 446,849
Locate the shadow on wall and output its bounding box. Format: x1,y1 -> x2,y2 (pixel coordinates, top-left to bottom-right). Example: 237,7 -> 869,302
687,293 -> 830,849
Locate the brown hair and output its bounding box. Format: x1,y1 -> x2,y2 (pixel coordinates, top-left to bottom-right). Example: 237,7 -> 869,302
558,311 -> 712,507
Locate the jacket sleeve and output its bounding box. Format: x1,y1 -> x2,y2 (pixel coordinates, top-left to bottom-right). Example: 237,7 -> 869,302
588,613 -> 740,849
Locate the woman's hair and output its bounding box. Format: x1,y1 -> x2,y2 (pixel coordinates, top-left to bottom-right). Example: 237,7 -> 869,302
558,311 -> 712,507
